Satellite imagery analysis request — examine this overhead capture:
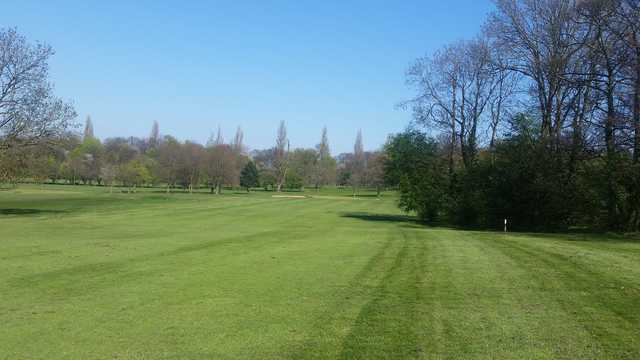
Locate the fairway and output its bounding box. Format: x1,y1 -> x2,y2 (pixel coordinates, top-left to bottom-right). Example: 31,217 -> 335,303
1,186 -> 639,359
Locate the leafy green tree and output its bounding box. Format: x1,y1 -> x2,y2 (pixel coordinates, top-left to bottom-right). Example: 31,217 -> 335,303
289,148 -> 317,187
384,130 -> 448,222
240,161 -> 260,191
259,169 -> 276,191
78,137 -> 104,184
0,145 -> 28,186
285,170 -> 303,190
118,159 -> 151,192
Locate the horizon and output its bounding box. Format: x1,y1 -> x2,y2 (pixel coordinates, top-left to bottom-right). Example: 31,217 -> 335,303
1,0 -> 494,154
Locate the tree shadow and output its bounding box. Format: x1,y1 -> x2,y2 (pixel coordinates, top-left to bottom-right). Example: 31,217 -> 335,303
0,208 -> 67,216
340,212 -> 417,224
341,212 -> 640,244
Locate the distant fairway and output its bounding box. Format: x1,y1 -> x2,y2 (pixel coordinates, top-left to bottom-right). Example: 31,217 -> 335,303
1,185 -> 639,359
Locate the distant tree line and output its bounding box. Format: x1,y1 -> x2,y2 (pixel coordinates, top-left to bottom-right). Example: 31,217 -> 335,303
3,113 -> 386,194
390,0 -> 640,231
0,28 -> 389,194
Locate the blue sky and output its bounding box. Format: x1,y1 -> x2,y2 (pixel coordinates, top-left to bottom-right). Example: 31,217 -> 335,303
3,0 -> 494,154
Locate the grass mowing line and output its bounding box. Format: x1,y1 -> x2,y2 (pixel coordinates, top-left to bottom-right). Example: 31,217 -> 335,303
9,229 -> 285,292
420,229 -> 497,358
460,231 -> 600,359
58,197 -> 274,220
337,227 -> 426,360
487,235 -> 639,358
2,185 -> 640,359
7,195 -> 333,295
283,227 -> 403,359
504,237 -> 640,319
1,196 -> 301,261
506,234 -> 640,280
5,196 -> 348,306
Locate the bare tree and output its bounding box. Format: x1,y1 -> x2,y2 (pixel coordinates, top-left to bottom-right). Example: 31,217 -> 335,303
207,125 -> 223,147
232,126 -> 245,154
205,143 -> 236,194
149,120 -> 160,150
156,136 -> 181,193
487,0 -> 582,140
179,141 -> 205,193
488,50 -> 519,153
274,121 -> 289,192
314,126 -> 336,190
83,115 -> 94,140
351,130 -> 365,196
405,43 -> 462,175
406,38 -> 502,169
609,0 -> 640,163
0,28 -> 76,149
365,151 -> 387,197
100,164 -> 117,193
457,38 -> 499,167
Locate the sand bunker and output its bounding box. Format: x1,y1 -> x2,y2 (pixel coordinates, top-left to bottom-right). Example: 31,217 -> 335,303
271,195 -> 307,199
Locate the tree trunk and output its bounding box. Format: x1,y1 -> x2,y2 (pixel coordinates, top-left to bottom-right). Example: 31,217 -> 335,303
540,83 -> 554,139
605,73 -> 617,228
630,34 -> 640,231
634,40 -> 640,164
568,91 -> 585,182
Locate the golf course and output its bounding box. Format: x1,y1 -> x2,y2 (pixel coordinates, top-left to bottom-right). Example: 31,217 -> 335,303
1,185 -> 639,359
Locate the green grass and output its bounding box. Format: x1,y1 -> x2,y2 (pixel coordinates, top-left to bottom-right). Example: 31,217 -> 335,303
1,185 -> 639,359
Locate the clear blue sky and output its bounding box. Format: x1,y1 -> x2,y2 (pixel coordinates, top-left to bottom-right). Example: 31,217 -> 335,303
3,0 -> 494,154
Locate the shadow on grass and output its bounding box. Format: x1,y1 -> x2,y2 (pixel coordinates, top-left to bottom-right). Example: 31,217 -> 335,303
0,208 -> 67,216
340,212 -> 417,223
340,211 -> 456,230
340,212 -> 639,243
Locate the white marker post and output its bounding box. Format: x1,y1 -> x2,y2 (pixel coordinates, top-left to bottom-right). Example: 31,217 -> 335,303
504,219 -> 507,233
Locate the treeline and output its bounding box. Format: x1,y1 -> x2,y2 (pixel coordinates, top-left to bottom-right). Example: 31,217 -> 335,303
0,27 -> 388,194
390,0 -> 640,231
1,117 -> 387,193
